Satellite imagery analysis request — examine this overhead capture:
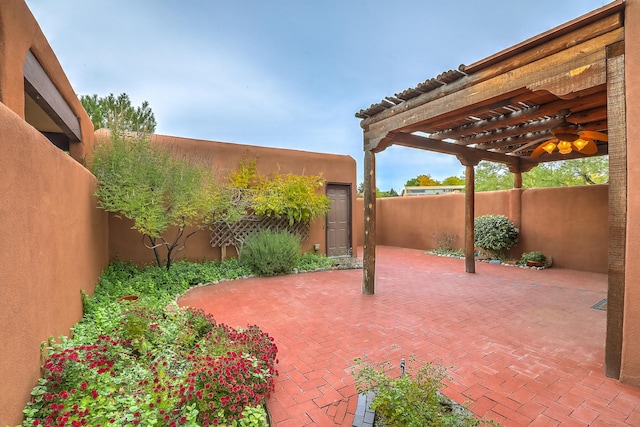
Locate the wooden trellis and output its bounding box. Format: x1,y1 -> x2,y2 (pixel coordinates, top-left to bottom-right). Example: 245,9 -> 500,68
210,215 -> 310,259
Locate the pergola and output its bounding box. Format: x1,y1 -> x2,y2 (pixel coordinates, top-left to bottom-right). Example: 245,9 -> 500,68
356,1 -> 626,379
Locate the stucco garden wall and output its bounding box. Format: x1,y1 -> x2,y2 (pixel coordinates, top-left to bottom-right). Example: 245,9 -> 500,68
0,0 -> 96,161
108,133 -> 357,265
354,184 -> 608,273
0,105 -> 109,426
0,2 -> 109,425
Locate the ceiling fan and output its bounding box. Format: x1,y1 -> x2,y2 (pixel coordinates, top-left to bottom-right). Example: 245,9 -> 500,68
530,121 -> 608,158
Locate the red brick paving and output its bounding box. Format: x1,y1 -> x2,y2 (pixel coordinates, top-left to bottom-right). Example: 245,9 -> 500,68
178,246 -> 640,426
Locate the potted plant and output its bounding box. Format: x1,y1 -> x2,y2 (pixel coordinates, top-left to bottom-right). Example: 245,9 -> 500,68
518,251 -> 547,268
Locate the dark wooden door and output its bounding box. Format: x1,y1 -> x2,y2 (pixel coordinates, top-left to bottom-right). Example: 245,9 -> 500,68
326,184 -> 351,257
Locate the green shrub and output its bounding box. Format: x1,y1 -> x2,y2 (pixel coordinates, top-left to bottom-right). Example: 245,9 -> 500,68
474,215 -> 519,259
297,252 -> 334,271
518,251 -> 547,266
240,229 -> 301,276
428,248 -> 464,258
352,355 -> 497,427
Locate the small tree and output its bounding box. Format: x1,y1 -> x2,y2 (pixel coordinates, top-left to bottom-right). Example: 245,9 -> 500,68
81,93 -> 157,134
406,174 -> 440,187
474,161 -> 512,192
441,175 -> 465,186
91,133 -> 229,269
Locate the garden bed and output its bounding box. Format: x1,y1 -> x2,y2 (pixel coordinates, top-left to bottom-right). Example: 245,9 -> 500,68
425,251 -> 551,270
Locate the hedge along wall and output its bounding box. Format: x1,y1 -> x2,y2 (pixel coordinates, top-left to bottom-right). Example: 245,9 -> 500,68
354,184 -> 608,273
0,105 -> 110,426
107,132 -> 357,265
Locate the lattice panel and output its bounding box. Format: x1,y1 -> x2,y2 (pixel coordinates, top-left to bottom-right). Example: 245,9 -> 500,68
209,216 -> 310,251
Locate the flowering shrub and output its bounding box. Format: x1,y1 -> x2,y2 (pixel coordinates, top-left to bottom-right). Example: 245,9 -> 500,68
21,307 -> 277,427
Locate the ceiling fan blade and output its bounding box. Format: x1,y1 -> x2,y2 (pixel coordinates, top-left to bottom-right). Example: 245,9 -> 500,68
578,130 -> 608,141
579,139 -> 598,155
531,139 -> 558,158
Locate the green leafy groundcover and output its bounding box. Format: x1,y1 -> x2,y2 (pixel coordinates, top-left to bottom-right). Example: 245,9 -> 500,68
20,259 -> 283,427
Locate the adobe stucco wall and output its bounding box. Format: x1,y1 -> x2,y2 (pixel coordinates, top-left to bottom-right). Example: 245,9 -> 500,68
0,0 -> 96,161
0,2 -> 109,425
108,133 -> 357,265
621,0 -> 640,386
354,185 -> 608,273
0,105 -> 109,426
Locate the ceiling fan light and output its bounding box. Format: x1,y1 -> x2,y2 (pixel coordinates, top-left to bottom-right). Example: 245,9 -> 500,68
557,140 -> 573,154
555,132 -> 579,143
542,142 -> 556,154
573,138 -> 588,151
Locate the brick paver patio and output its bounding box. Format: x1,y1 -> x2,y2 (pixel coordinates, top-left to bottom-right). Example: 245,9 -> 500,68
178,246 -> 640,426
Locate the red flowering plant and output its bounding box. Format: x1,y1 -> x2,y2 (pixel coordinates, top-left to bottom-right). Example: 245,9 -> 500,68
21,306 -> 277,427
178,325 -> 279,426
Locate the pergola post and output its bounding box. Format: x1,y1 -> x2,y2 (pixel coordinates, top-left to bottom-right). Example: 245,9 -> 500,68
513,171 -> 522,189
605,40 -> 626,380
362,149 -> 376,295
458,156 -> 480,273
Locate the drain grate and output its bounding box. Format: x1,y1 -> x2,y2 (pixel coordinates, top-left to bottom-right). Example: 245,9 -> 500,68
592,298 -> 607,311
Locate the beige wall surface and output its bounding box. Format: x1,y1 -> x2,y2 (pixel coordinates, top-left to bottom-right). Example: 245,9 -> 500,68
354,185 -> 608,273
0,2 -> 108,424
0,0 -> 96,161
108,134 -> 358,265
621,0 -> 640,386
0,105 -> 109,426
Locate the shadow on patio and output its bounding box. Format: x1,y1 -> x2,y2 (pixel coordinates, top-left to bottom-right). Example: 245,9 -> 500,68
178,246 -> 640,426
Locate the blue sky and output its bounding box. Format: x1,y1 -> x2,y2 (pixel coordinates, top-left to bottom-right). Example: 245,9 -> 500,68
26,0 -> 611,191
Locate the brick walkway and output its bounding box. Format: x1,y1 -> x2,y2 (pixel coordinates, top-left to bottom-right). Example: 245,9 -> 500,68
178,246 -> 640,426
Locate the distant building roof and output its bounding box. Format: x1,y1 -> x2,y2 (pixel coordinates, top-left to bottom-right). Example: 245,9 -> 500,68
403,185 -> 463,196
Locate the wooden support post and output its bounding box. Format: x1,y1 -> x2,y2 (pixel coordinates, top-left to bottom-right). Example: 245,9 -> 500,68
605,41 -> 626,380
513,172 -> 522,189
464,165 -> 476,273
458,156 -> 480,273
362,149 -> 376,295
507,165 -> 527,231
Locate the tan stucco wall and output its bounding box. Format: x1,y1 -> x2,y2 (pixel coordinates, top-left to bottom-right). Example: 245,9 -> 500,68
354,185 -> 608,273
621,0 -> 640,386
0,0 -> 96,162
0,105 -> 109,426
519,185 -> 608,272
108,133 -> 357,265
0,2 -> 108,424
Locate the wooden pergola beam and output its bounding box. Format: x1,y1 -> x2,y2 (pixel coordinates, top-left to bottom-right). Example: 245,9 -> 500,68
363,29 -> 621,151
429,90 -> 606,142
457,118 -> 562,147
389,132 -> 536,172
